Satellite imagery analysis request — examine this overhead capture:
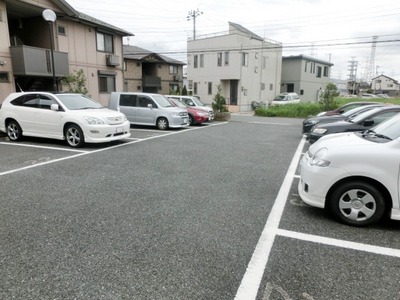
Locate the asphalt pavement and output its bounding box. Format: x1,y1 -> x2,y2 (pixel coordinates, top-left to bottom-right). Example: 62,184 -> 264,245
1,115 -> 400,300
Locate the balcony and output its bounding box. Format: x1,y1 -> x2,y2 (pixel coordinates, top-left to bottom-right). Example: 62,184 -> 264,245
143,75 -> 161,88
10,45 -> 69,77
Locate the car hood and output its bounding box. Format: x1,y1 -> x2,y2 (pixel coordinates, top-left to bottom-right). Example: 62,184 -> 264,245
305,115 -> 344,123
73,108 -> 125,118
310,132 -> 372,151
163,107 -> 187,113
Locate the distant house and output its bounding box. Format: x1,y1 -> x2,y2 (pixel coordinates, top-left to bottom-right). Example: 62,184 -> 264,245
0,0 -> 133,105
187,22 -> 282,112
122,45 -> 185,94
281,55 -> 334,102
371,74 -> 400,97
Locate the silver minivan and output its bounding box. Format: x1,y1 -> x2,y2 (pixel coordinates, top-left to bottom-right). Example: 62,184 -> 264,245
108,92 -> 189,130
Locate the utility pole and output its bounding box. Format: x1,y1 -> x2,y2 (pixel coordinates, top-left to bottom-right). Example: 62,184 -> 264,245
187,9 -> 203,40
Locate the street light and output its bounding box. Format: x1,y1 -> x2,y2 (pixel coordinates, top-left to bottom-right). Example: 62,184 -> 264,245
42,9 -> 57,92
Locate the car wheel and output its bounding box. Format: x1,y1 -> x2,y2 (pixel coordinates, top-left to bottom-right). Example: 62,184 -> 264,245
329,181 -> 385,226
188,114 -> 194,125
7,120 -> 22,141
156,117 -> 168,130
65,124 -> 85,148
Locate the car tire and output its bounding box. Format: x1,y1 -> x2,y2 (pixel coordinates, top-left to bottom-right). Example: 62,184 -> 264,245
156,117 -> 168,130
188,114 -> 194,125
6,120 -> 23,141
329,181 -> 385,226
65,124 -> 85,148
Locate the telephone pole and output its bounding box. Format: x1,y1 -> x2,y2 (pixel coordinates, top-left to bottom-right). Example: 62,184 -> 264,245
187,9 -> 203,40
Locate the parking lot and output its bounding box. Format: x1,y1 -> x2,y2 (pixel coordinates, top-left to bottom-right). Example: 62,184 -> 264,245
1,115 -> 400,300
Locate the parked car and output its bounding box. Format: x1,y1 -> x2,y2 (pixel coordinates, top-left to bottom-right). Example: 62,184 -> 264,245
302,104 -> 384,134
317,101 -> 380,116
361,93 -> 379,99
270,93 -> 300,105
0,92 -> 131,148
298,113 -> 400,226
165,95 -> 214,120
167,98 -> 209,125
308,106 -> 400,144
376,94 -> 390,99
108,92 -> 189,130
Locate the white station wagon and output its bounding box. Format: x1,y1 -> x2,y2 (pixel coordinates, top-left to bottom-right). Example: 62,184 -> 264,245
298,113 -> 400,226
0,92 -> 131,148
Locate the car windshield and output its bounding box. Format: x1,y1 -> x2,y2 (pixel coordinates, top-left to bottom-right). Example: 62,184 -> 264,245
192,97 -> 206,106
273,95 -> 286,101
365,113 -> 400,140
56,94 -> 103,110
348,107 -> 382,123
153,95 -> 172,107
170,99 -> 187,108
343,105 -> 380,119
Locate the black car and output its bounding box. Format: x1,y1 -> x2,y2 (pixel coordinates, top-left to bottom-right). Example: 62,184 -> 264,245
316,101 -> 380,116
308,105 -> 400,144
302,104 -> 383,134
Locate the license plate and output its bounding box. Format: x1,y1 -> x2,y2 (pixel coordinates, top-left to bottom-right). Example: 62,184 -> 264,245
116,126 -> 124,133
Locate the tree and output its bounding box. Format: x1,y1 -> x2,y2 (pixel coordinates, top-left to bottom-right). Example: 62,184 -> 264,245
63,69 -> 89,95
320,82 -> 339,111
182,85 -> 188,95
212,85 -> 228,112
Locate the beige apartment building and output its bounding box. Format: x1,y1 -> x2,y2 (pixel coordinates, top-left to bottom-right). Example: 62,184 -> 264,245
123,45 -> 185,95
0,0 -> 133,105
187,22 -> 283,112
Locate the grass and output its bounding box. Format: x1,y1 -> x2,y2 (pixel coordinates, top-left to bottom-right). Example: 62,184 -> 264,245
254,97 -> 400,118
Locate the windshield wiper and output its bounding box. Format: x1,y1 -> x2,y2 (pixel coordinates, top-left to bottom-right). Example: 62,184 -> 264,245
373,133 -> 392,140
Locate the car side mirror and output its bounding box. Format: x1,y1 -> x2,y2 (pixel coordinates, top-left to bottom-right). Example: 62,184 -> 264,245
147,104 -> 153,109
363,119 -> 374,126
50,103 -> 59,111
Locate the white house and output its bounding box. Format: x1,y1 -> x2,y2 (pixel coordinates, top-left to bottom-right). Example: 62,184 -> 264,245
187,22 -> 282,112
371,74 -> 400,97
281,55 -> 334,102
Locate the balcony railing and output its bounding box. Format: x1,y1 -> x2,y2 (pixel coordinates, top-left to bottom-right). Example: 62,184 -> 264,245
10,45 -> 69,77
143,75 -> 161,88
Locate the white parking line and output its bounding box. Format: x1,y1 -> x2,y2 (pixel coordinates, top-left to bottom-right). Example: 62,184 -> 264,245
277,229 -> 400,258
0,142 -> 88,153
234,136 -> 306,300
0,122 -> 227,177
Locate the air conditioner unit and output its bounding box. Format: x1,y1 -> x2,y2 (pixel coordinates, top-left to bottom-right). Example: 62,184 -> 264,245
106,54 -> 120,66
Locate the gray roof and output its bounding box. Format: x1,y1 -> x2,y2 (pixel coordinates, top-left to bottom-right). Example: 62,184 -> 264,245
123,45 -> 185,65
53,0 -> 133,36
228,22 -> 264,41
283,54 -> 334,67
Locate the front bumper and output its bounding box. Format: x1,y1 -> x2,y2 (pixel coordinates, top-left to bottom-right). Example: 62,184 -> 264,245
83,120 -> 131,143
168,116 -> 189,128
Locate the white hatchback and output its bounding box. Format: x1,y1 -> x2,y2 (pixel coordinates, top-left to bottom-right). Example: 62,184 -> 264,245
298,113 -> 400,226
270,92 -> 300,105
0,92 -> 131,148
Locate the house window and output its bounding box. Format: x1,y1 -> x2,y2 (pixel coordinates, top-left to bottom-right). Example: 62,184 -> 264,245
96,31 -> 114,53
323,66 -> 329,77
242,52 -> 248,66
0,72 -> 9,82
194,55 -> 198,68
193,82 -> 198,94
169,65 -> 178,74
217,52 -> 222,66
304,62 -> 308,72
200,54 -> 204,68
316,66 -> 322,78
262,56 -> 267,69
224,51 -> 229,66
300,90 -> 304,95
310,62 -> 315,73
208,82 -> 212,95
57,26 -> 66,35
388,84 -> 393,87
99,73 -> 116,93
269,84 -> 273,91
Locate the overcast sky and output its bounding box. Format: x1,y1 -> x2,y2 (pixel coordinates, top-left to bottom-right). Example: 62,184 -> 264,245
66,0 -> 400,81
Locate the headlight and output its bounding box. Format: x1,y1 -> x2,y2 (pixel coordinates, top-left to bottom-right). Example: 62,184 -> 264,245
84,116 -> 105,125
196,112 -> 207,116
305,120 -> 317,125
312,127 -> 327,134
171,112 -> 180,117
310,147 -> 330,167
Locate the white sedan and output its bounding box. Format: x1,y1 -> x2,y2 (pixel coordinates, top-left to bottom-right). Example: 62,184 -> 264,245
298,113 -> 400,226
270,93 -> 300,105
0,92 -> 131,148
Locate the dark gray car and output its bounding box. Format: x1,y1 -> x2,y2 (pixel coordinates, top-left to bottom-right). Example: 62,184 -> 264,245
308,105 -> 400,144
